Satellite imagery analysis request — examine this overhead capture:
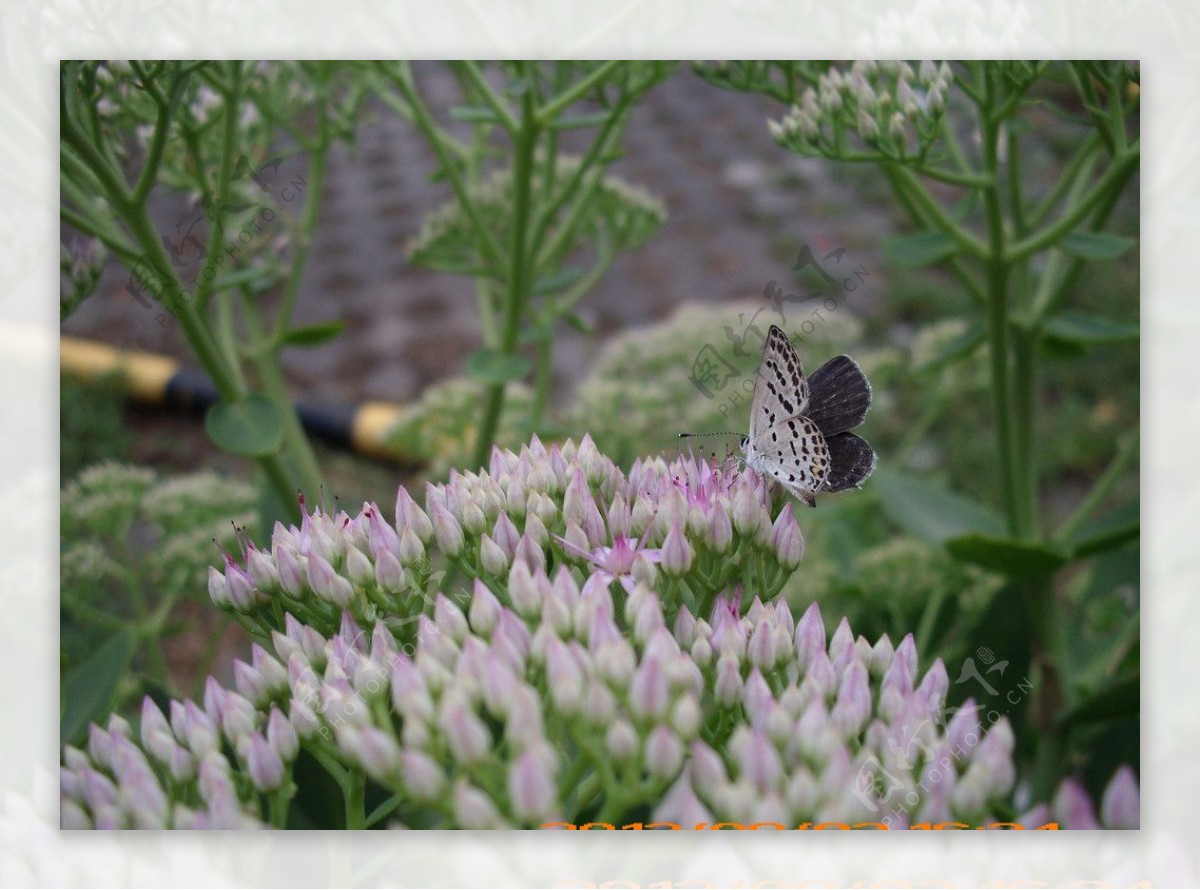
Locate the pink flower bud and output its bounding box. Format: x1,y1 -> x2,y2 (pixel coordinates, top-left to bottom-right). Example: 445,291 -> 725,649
508,560 -> 542,619
207,565 -> 231,608
454,779 -> 506,828
479,533 -> 508,576
469,580 -> 503,637
246,546 -> 279,592
831,660 -> 871,738
401,749 -> 445,800
307,553 -> 353,607
644,725 -> 684,780
606,720 -> 639,762
770,503 -> 805,568
434,593 -> 469,643
793,601 -> 825,669
244,733 -> 284,791
545,637 -> 584,714
508,749 -> 558,821
288,697 -> 321,739
739,728 -> 782,792
1100,765 -> 1139,829
661,521 -> 694,577
397,486 -> 433,543
233,660 -> 269,707
224,558 -> 257,610
714,654 -> 743,707
266,706 -> 298,761
439,697 -> 490,764
629,656 -> 669,720
432,502 -> 464,557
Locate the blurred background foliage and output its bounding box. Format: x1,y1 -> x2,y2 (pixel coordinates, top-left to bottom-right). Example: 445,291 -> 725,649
60,60 -> 1138,813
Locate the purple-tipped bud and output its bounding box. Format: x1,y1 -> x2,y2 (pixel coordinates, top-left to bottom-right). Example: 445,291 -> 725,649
400,749 -> 444,801
432,503 -> 464,557
742,668 -> 775,724
468,580 -> 503,637
266,706 -> 298,762
244,733 -> 285,791
545,637 -> 584,714
739,728 -> 783,792
869,634 -> 894,678
365,503 -> 401,562
479,534 -> 508,576
690,635 -> 713,667
606,720 -> 639,762
233,660 -> 270,707
492,512 -> 521,559
670,695 -> 702,739
140,697 -> 177,765
341,725 -> 401,782
629,656 -> 669,721
246,546 -> 278,594
1054,777 -> 1101,829
307,553 -> 353,607
434,593 -> 469,644
661,522 -> 693,577
831,661 -> 871,738
714,654 -> 743,707
674,606 -> 698,649
645,725 -> 684,780
513,532 -> 545,573
689,740 -> 729,789
460,500 -> 486,536
275,544 -> 307,597
770,504 -> 805,568
375,550 -> 406,593
397,486 -> 434,543
344,546 -> 374,587
439,697 -> 491,764
397,528 -> 424,567
180,700 -> 218,756
288,697 -> 321,739
732,486 -> 761,538
1100,765 -> 1139,829
508,560 -> 542,619
653,769 -> 715,825
747,620 -> 776,670
794,602 -> 826,669
508,749 -> 558,821
946,699 -> 982,755
207,565 -> 231,608
454,779 -> 505,828
224,558 -> 257,610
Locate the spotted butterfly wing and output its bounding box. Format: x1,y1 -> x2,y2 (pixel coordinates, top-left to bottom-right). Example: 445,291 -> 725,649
744,325 -> 829,505
805,354 -> 872,437
743,324 -> 876,505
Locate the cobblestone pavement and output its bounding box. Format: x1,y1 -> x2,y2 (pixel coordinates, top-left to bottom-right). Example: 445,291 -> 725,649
62,64 -> 899,411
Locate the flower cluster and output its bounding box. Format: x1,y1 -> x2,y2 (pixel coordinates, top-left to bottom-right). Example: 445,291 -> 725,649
60,438 -> 1137,829
767,61 -> 953,161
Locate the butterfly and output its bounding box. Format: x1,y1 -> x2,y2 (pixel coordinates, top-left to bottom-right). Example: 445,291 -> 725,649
682,324 -> 875,507
742,324 -> 875,506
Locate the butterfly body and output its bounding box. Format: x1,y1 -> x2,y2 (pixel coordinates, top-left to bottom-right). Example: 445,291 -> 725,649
743,324 -> 876,506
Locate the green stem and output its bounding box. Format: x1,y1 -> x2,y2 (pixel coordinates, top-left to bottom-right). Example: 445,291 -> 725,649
535,60 -> 621,124
1054,431 -> 1138,543
345,771 -> 367,829
1006,147 -> 1139,263
472,85 -> 539,470
457,60 -> 518,132
1012,330 -> 1039,539
980,69 -> 1021,536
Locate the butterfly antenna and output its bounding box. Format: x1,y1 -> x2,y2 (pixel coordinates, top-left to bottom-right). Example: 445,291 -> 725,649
677,432 -> 742,440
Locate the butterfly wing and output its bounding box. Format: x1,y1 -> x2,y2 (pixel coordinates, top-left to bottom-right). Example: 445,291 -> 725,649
749,325 -> 810,441
746,414 -> 829,506
820,432 -> 877,492
805,354 -> 872,437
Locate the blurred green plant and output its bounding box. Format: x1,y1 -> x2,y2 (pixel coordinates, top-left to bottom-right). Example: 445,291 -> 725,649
698,60 -> 1140,801
384,376 -> 535,480
59,61 -> 369,520
370,61 -> 674,467
60,372 -> 132,478
60,462 -> 257,745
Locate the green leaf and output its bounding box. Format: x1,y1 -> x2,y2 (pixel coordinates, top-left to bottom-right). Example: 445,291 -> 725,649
1060,231 -> 1136,260
883,231 -> 959,267
204,393 -> 287,457
563,311 -> 594,334
533,266 -> 585,295
945,533 -> 1067,579
448,106 -> 500,124
61,627 -> 137,746
466,348 -> 532,384
280,320 -> 346,348
213,266 -> 275,294
874,470 -> 1006,543
1042,312 -> 1139,346
549,111 -> 614,131
1058,674 -> 1139,729
1065,500 -> 1140,558
918,320 -> 986,373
